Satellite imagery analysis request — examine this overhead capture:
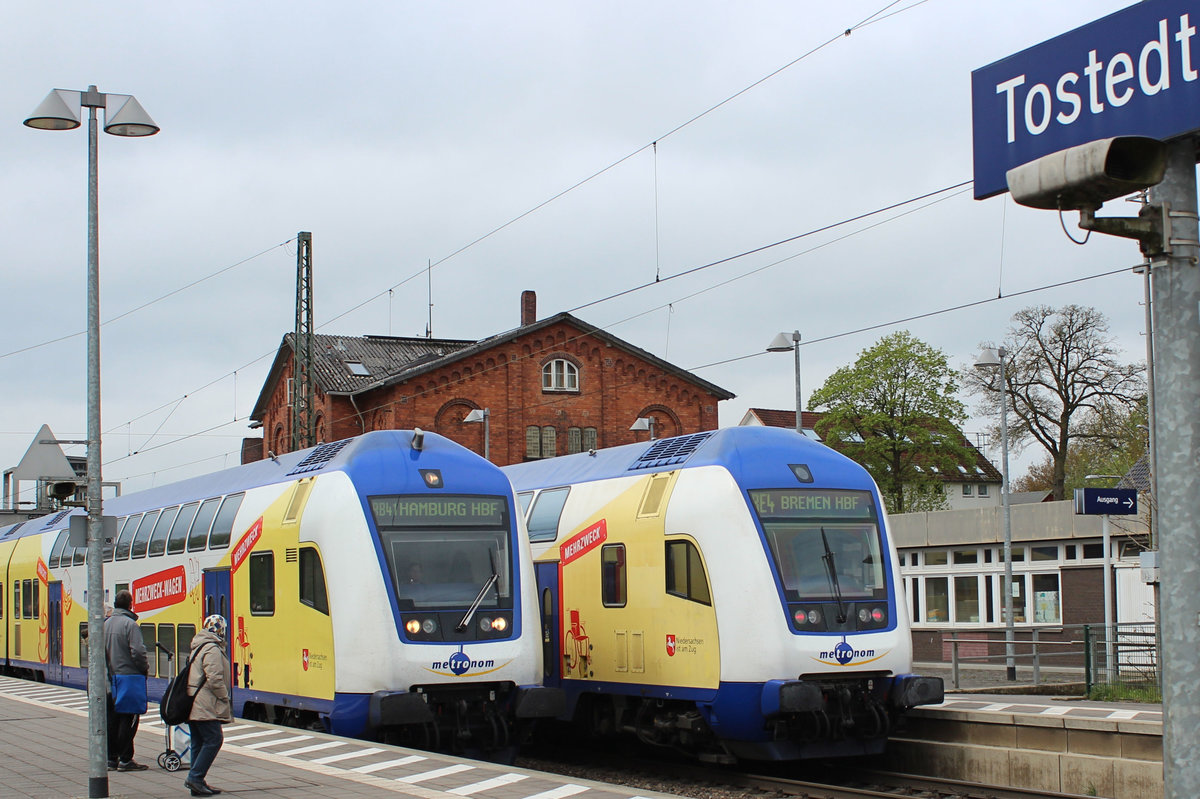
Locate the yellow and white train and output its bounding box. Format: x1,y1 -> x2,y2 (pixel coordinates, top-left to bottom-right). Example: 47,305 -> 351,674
0,430 -> 561,754
505,426 -> 943,762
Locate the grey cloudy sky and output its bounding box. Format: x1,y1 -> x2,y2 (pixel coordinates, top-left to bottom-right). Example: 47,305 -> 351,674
2,1 -> 1154,501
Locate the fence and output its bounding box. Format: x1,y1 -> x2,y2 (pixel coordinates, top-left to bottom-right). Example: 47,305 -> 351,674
944,622 -> 1160,702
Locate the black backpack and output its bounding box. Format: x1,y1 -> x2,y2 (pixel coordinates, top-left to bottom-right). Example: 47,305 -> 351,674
159,645 -> 209,725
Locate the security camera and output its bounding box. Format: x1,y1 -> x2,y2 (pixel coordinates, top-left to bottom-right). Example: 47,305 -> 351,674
46,481 -> 78,502
1006,136 -> 1166,211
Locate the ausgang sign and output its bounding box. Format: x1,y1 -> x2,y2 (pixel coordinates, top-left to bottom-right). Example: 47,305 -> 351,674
972,0 -> 1200,199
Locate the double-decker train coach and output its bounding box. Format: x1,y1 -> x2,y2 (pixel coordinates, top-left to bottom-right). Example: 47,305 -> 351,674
504,425 -> 943,763
0,430 -> 562,755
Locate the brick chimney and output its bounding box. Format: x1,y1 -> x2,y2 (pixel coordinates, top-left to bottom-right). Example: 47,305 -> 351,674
521,290 -> 537,326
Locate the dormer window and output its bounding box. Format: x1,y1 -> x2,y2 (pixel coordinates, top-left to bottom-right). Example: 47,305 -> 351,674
542,359 -> 579,392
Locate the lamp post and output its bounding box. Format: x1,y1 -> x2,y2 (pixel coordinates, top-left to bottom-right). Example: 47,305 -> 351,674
975,346 -> 1016,681
463,408 -> 490,460
767,330 -> 802,434
25,86 -> 159,799
1085,473 -> 1123,680
630,416 -> 656,440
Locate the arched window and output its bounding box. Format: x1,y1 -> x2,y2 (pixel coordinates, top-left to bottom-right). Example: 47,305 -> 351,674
542,359 -> 579,392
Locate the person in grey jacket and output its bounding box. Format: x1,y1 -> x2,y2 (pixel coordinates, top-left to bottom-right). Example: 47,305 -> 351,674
103,589 -> 149,771
184,614 -> 233,797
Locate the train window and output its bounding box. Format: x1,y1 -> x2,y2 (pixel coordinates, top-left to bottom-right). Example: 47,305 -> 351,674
72,540 -> 86,565
249,551 -> 275,615
140,623 -> 157,677
516,491 -> 534,518
79,623 -> 89,664
130,510 -> 162,559
299,547 -> 329,615
527,488 -> 569,543
665,539 -> 711,606
22,579 -> 33,619
157,625 -> 177,676
208,493 -> 244,550
102,519 -> 117,562
49,530 -> 70,568
12,583 -> 18,622
147,506 -> 181,557
114,514 -> 142,561
0,581 -> 3,618
166,502 -> 200,555
601,544 -> 627,608
187,498 -> 221,552
177,624 -> 196,662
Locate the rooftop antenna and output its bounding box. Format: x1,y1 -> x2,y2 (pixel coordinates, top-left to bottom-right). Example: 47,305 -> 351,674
426,258 -> 433,338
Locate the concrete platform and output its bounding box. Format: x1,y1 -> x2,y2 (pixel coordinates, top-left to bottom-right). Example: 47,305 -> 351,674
0,677 -> 676,799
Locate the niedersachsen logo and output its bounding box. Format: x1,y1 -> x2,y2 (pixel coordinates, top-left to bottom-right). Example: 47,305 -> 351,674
426,645 -> 511,677
814,637 -> 889,667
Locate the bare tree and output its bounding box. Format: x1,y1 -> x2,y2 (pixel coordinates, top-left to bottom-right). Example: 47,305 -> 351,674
964,304 -> 1145,500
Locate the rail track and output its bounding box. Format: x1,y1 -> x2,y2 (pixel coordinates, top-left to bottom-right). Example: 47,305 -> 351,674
519,738 -> 1096,799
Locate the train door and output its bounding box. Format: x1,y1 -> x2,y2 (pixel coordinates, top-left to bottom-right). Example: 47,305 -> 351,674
201,569 -> 233,681
535,562 -> 562,685
45,582 -> 63,684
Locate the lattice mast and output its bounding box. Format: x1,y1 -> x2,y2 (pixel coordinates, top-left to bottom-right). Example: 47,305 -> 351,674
291,231 -> 316,451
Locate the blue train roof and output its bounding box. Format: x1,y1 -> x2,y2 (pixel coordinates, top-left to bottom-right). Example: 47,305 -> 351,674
503,426 -> 877,494
1,429 -> 505,541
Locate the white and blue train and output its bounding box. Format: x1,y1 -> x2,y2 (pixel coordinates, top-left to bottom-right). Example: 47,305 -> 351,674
0,430 -> 562,755
505,425 -> 943,762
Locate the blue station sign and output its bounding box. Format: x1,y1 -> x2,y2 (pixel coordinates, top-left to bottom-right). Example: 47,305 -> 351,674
972,0 -> 1200,199
1074,487 -> 1139,516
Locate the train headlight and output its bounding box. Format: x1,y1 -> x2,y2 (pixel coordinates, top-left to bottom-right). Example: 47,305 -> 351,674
422,618 -> 438,634
858,607 -> 870,623
793,607 -> 822,628
491,616 -> 508,632
478,616 -> 493,633
405,619 -> 422,635
871,607 -> 886,624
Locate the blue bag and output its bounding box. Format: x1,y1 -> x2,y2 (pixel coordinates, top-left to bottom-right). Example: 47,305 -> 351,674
112,673 -> 148,714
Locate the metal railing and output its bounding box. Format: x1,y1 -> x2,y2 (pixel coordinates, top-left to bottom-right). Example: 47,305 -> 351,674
943,622 -> 1160,701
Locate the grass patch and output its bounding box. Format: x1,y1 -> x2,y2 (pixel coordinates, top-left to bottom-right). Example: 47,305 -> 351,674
1087,683 -> 1161,703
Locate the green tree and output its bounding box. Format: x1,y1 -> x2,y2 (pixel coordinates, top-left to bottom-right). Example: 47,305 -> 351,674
808,331 -> 972,514
964,305 -> 1145,501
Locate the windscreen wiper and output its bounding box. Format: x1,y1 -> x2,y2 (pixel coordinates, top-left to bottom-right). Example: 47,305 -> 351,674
456,549 -> 499,633
821,528 -> 849,624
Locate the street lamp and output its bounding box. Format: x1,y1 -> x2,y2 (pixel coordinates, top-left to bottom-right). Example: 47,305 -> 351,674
630,416 -> 656,440
25,85 -> 158,799
463,408 -> 490,460
1086,473 -> 1123,680
767,330 -> 802,434
975,346 -> 1016,681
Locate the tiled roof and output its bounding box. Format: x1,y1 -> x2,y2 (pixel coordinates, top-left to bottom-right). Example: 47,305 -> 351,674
1117,453 -> 1151,492
742,407 -> 1002,483
305,333 -> 475,394
251,312 -> 735,422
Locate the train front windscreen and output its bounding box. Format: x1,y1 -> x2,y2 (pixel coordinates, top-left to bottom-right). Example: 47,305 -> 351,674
369,494 -> 514,611
748,488 -> 888,606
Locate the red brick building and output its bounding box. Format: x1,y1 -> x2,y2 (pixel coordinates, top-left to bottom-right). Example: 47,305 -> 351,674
246,292 -> 734,465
